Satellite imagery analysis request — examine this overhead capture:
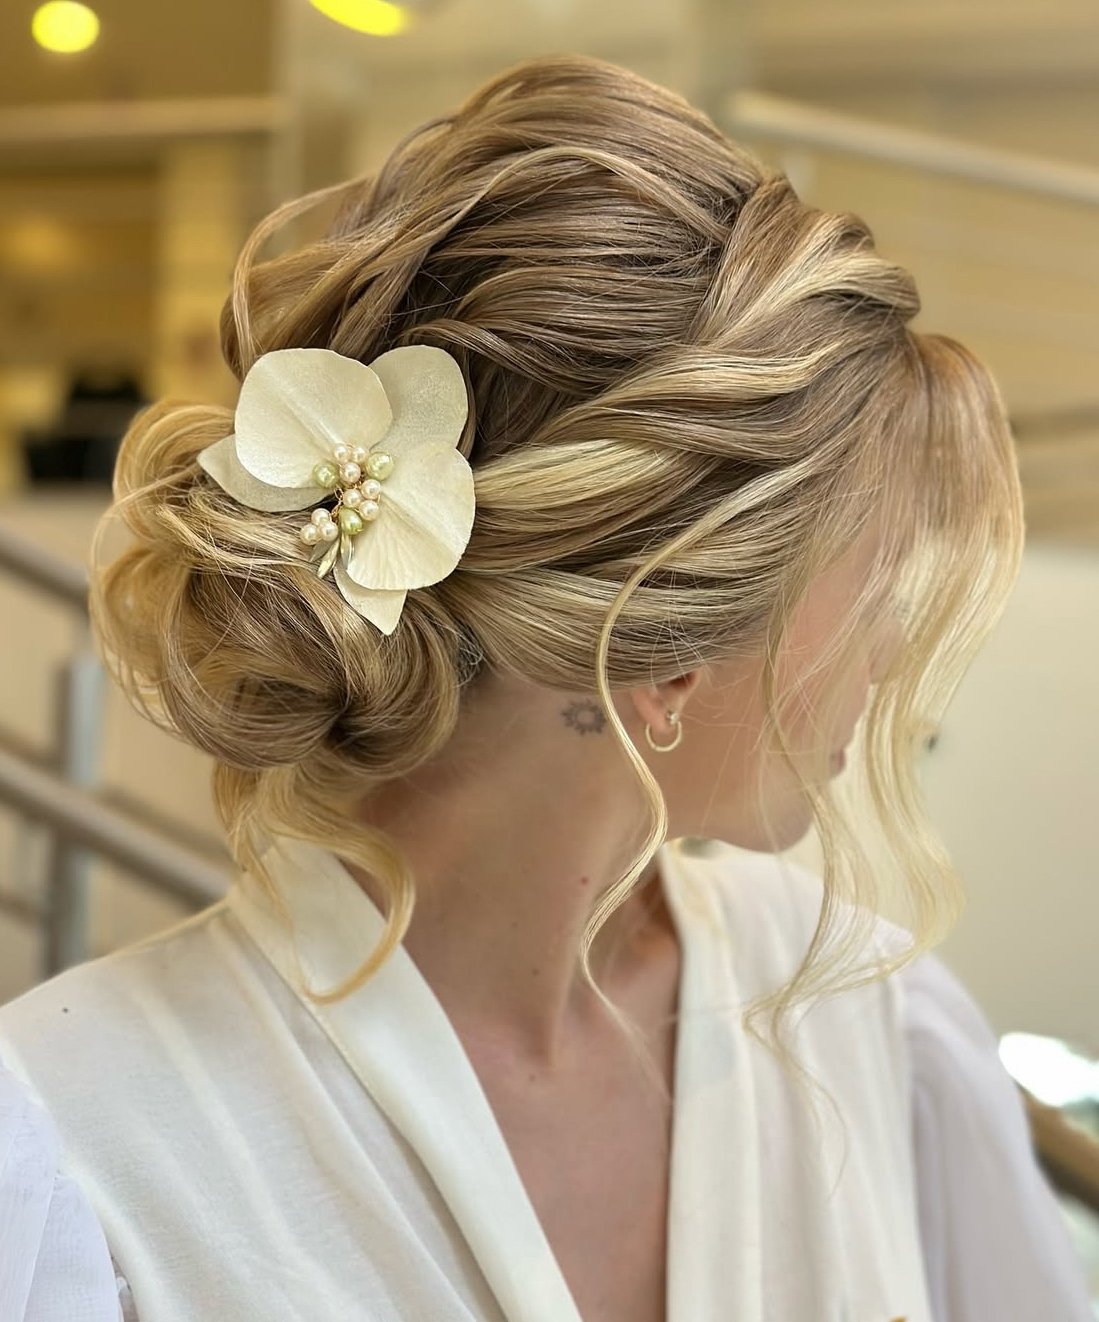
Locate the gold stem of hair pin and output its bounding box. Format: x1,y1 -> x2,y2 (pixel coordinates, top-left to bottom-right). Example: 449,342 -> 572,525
296,442 -> 395,578
644,708 -> 684,753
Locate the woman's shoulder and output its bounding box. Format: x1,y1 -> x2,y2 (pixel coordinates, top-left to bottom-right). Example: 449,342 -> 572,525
668,838 -> 920,1106
897,951 -> 1097,1317
668,838 -> 913,980
1,898 -> 232,1021
0,899 -> 237,1106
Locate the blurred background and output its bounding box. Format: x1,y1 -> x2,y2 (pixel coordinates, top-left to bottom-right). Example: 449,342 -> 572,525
1,0 -> 1097,1303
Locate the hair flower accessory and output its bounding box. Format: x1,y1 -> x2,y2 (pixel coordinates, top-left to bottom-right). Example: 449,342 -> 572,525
196,344 -> 475,636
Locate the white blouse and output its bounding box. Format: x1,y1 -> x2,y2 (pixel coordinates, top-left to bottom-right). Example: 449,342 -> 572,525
0,836 -> 1092,1321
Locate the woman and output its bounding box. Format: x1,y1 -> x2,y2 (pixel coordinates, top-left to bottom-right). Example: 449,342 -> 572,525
0,54 -> 1092,1322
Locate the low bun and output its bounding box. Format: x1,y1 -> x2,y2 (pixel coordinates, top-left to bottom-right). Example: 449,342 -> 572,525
91,397 -> 476,781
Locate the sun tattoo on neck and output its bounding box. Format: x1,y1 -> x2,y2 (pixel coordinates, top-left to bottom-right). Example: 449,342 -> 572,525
560,698 -> 607,736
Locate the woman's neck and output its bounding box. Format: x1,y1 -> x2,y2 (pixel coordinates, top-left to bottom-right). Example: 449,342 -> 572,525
347,678 -> 673,1069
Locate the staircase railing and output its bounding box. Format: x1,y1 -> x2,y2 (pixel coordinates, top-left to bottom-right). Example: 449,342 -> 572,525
0,519 -> 230,974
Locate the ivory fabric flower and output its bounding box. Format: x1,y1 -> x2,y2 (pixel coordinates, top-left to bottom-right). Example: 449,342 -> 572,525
197,345 -> 475,636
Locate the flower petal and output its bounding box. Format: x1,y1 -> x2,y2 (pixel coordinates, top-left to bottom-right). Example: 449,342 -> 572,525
333,559 -> 408,636
196,435 -> 328,512
367,345 -> 469,460
234,348 -> 393,488
343,443 -> 475,591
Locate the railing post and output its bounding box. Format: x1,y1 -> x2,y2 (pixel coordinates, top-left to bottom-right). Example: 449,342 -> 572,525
43,632 -> 105,976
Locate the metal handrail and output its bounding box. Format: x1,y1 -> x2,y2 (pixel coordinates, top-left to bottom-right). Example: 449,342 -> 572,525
0,722 -> 229,865
0,518 -> 98,970
725,90 -> 1099,208
0,521 -> 88,612
0,517 -> 230,965
0,745 -> 229,910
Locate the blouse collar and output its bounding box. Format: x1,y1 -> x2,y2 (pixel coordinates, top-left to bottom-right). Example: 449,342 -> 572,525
224,835 -> 764,1322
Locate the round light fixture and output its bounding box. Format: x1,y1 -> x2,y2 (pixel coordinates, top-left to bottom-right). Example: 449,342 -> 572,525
308,0 -> 410,37
32,1 -> 100,53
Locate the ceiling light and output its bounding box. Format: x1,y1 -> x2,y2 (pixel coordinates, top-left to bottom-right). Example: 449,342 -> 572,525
32,1 -> 100,54
308,0 -> 410,37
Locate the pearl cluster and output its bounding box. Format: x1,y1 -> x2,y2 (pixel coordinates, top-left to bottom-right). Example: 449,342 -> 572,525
298,442 -> 395,546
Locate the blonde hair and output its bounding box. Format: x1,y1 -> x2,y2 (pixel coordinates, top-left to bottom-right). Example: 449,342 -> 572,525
90,55 -> 1024,1132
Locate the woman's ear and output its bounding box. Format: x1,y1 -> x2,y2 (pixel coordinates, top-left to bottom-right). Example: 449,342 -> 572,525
628,667 -> 706,729
662,666 -> 707,714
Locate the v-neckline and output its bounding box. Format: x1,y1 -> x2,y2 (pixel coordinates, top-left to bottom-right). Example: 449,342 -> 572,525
225,835 -> 760,1322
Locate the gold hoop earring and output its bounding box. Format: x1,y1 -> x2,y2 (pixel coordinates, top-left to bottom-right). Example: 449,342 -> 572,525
644,710 -> 683,752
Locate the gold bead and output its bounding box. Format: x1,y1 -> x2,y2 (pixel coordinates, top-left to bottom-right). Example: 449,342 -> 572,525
337,506 -> 364,536
365,450 -> 393,480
